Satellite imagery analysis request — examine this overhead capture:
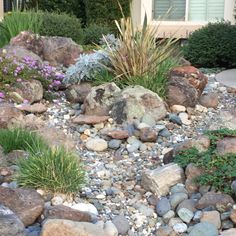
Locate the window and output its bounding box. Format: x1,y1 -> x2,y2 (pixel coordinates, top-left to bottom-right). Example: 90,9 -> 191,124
153,0 -> 225,22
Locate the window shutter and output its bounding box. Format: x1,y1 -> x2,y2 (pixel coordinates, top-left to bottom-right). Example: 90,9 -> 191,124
189,0 -> 207,21
207,0 -> 224,21
169,0 -> 186,21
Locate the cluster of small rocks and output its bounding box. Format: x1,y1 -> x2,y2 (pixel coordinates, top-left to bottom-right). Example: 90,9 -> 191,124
0,65 -> 235,236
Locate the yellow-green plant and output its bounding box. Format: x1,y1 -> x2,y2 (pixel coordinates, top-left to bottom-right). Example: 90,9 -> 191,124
103,10 -> 178,80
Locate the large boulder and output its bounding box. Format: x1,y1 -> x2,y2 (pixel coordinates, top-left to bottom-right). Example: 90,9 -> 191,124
10,31 -> 44,57
42,36 -> 83,67
0,103 -> 23,128
84,83 -> 121,116
0,204 -> 26,236
111,85 -> 167,124
41,219 -> 118,236
167,66 -> 208,107
217,137 -> 236,155
1,45 -> 43,65
9,79 -> 43,104
65,83 -> 92,103
0,187 -> 44,226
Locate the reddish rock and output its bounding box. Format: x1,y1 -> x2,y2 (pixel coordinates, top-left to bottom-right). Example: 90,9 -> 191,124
139,127 -> 157,142
185,163 -> 202,180
106,130 -> 129,140
199,93 -> 219,109
16,103 -> 47,114
72,115 -> 110,125
65,83 -> 92,104
44,205 -> 92,222
185,179 -> 199,194
229,209 -> 236,224
0,103 -> 23,128
167,66 -> 208,107
196,192 -> 234,211
201,210 -> 221,229
0,187 -> 44,226
217,137 -> 236,155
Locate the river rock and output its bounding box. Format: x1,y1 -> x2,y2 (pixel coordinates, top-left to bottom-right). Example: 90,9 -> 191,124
199,93 -> 219,108
112,215 -> 130,235
156,197 -> 171,216
141,163 -> 185,196
0,187 -> 44,226
16,103 -> 47,114
0,204 -> 26,236
189,222 -> 218,236
139,127 -> 157,142
220,228 -> 236,236
170,192 -> 188,209
201,211 -> 221,229
86,138 -> 108,152
72,115 -> 110,125
217,137 -> 236,155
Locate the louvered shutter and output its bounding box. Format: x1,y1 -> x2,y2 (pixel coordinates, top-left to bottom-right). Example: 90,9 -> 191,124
154,0 -> 186,20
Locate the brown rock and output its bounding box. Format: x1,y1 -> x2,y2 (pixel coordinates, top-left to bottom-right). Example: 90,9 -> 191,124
0,187 -> 44,226
84,83 -> 121,116
217,137 -> 236,155
230,209 -> 236,224
44,205 -> 92,222
42,36 -> 83,67
185,179 -> 199,194
196,192 -> 234,211
10,31 -> 44,57
0,103 -> 23,128
201,210 -> 221,229
139,127 -> 157,142
65,83 -> 92,103
185,163 -> 202,180
16,103 -> 47,114
72,115 -> 110,125
167,66 -> 208,107
199,93 -> 219,108
10,79 -> 43,104
106,130 -> 129,140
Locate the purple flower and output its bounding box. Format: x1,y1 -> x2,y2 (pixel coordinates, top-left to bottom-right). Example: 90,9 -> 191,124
0,92 -> 5,98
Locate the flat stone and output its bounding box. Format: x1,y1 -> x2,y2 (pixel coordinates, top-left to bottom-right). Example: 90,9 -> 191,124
106,130 -> 129,140
86,138 -> 108,152
0,187 -> 44,226
71,203 -> 98,216
0,204 -> 26,236
220,228 -> 236,236
112,215 -> 130,235
217,137 -> 236,155
72,115 -> 110,125
201,211 -> 221,229
141,163 -> 185,196
44,205 -> 92,222
41,219 -> 118,236
216,69 -> 236,89
196,192 -> 234,211
189,222 -> 218,236
156,197 -> 171,216
16,103 -> 47,113
177,207 -> 194,223
173,223 -> 188,233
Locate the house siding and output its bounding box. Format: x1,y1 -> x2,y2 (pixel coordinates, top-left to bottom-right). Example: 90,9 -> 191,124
0,0 -> 3,20
131,0 -> 236,38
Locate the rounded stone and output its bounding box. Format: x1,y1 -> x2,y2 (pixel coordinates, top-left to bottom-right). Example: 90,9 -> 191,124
188,222 -> 218,236
86,138 -> 108,152
156,197 -> 171,217
170,192 -> 188,209
173,223 -> 188,233
112,215 -> 130,235
177,208 -> 194,223
108,140 -> 122,150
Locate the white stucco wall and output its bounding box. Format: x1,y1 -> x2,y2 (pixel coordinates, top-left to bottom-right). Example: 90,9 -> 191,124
0,0 -> 3,20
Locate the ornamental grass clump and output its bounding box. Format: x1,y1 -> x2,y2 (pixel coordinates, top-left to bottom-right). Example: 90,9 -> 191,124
103,12 -> 177,80
16,147 -> 85,194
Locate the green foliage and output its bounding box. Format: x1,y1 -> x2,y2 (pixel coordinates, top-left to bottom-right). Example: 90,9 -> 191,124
39,12 -> 84,44
0,10 -> 42,48
183,22 -> 236,68
174,129 -> 236,194
16,147 -> 85,194
84,0 -> 131,27
83,24 -> 111,45
0,128 -> 48,154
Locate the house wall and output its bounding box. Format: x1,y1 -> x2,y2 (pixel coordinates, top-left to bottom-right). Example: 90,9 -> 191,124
131,0 -> 236,38
0,0 -> 3,20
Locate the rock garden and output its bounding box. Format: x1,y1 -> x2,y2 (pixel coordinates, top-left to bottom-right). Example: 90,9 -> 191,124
0,2 -> 236,236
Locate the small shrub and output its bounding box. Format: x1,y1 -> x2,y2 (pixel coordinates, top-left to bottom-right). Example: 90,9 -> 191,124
183,22 -> 236,68
0,128 -> 49,154
64,50 -> 110,84
0,10 -> 42,47
83,24 -> 111,45
16,147 -> 85,194
174,129 -> 236,194
39,12 -> 84,44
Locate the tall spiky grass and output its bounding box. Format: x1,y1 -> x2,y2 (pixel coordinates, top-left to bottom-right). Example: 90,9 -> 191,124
0,10 -> 42,47
103,10 -> 178,80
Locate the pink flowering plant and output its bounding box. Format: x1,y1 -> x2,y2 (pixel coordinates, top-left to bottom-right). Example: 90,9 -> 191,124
0,53 -> 65,100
